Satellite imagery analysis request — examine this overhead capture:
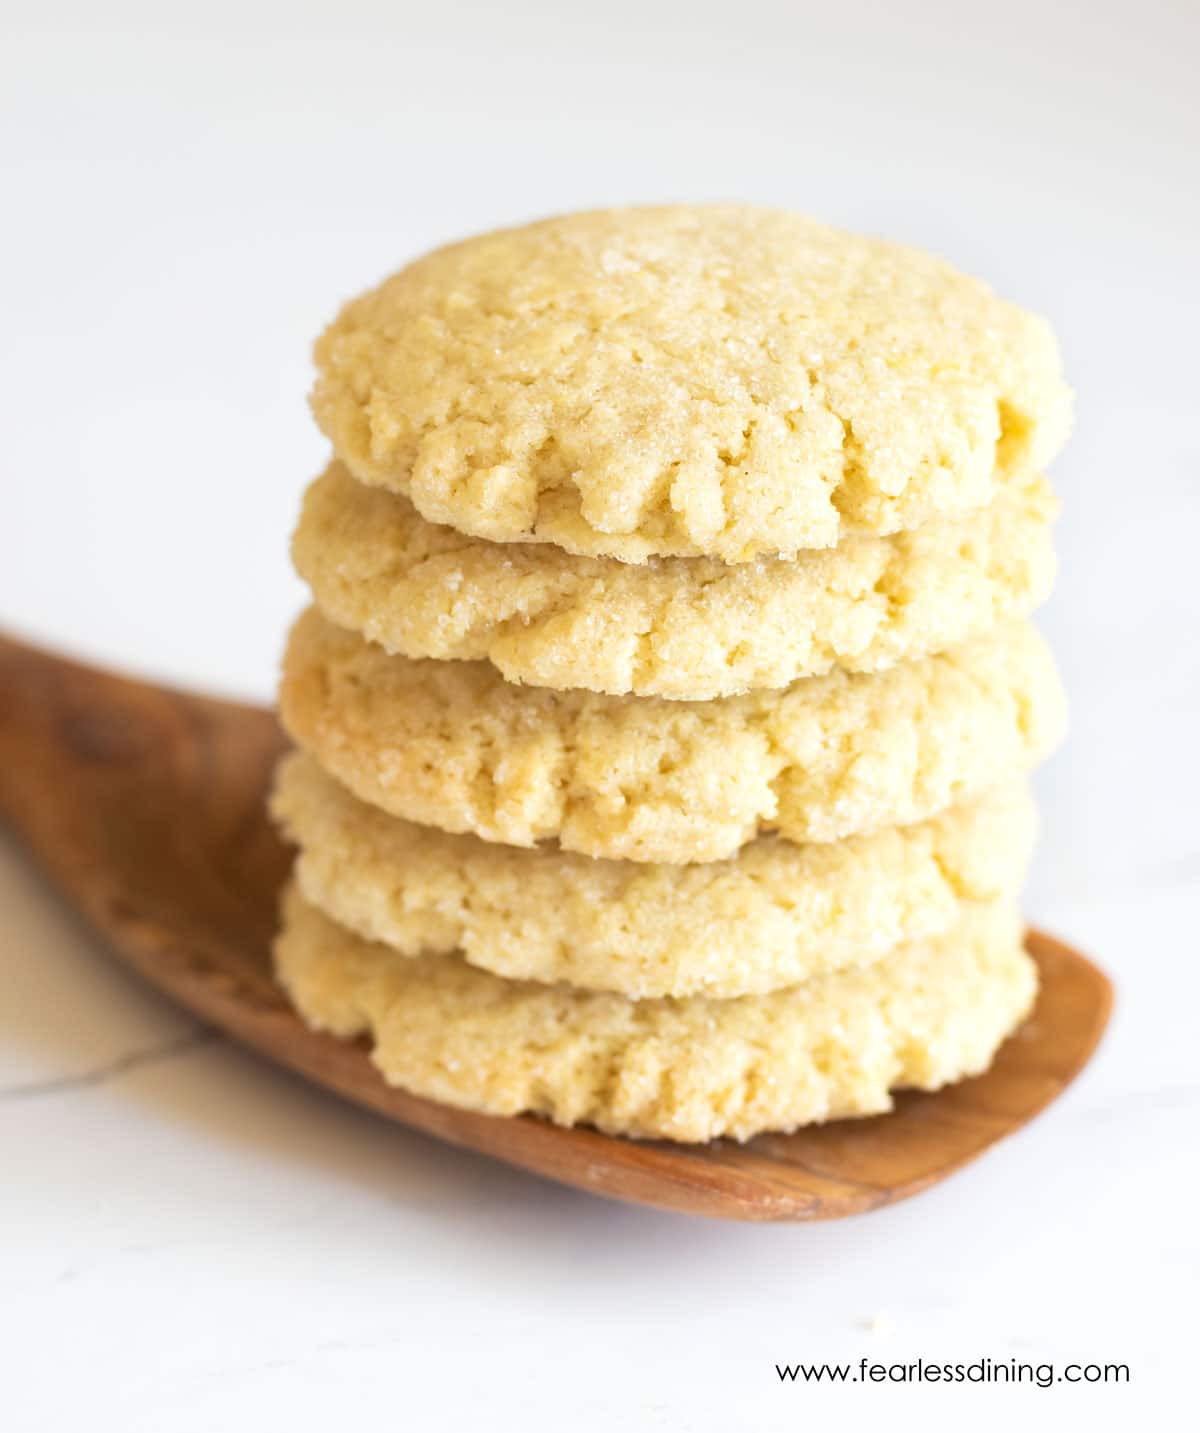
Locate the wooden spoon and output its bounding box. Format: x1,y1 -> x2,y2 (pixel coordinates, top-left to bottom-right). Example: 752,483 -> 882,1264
0,631 -> 1112,1221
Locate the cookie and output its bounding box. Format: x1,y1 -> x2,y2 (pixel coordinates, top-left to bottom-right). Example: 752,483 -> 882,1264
271,751 -> 1035,998
293,462 -> 1057,701
275,886 -> 1036,1141
281,609 -> 1064,863
311,205 -> 1070,563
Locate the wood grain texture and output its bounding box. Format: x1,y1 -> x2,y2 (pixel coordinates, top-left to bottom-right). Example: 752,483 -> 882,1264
0,631 -> 1113,1221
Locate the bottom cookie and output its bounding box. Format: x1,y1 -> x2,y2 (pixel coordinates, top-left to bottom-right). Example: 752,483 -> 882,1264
274,886 -> 1036,1143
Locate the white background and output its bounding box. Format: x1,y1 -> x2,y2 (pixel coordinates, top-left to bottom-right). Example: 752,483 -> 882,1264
1,1 -> 1197,1428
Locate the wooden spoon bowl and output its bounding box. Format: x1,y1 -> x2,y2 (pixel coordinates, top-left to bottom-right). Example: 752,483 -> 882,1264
0,632 -> 1112,1221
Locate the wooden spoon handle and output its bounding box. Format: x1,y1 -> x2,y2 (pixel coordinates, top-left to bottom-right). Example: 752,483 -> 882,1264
0,629 -> 289,946
0,631 -> 185,852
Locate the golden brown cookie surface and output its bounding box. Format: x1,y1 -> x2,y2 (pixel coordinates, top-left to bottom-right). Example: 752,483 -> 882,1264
312,206 -> 1070,563
281,609 -> 1065,862
271,752 -> 1035,998
293,462 -> 1058,700
275,887 -> 1037,1142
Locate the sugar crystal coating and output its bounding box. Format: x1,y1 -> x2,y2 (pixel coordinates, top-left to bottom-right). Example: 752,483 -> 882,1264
313,205 -> 1070,563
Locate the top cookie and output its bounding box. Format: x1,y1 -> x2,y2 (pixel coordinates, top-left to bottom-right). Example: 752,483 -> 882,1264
312,205 -> 1070,563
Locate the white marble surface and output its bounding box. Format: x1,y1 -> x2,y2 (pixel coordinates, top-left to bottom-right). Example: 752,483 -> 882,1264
1,2 -> 1197,1427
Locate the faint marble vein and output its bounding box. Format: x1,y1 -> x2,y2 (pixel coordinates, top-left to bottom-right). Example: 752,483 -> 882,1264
0,1028 -> 220,1101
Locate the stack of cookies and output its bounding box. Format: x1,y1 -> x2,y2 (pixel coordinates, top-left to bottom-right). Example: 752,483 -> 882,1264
271,206 -> 1071,1143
